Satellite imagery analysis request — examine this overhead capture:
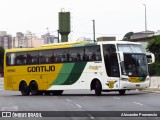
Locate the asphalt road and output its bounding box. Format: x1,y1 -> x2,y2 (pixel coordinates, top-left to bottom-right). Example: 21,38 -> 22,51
0,77 -> 160,120
0,89 -> 160,120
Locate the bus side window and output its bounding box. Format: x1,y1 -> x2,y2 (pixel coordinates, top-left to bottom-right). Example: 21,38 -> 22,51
54,49 -> 62,63
6,55 -> 10,65
69,48 -> 77,62
46,55 -> 52,63
54,49 -> 68,63
69,47 -> 84,62
16,59 -> 19,65
16,52 -> 27,65
27,51 -> 38,64
63,49 -> 69,62
6,53 -> 16,66
52,54 -> 55,63
77,53 -> 81,61
39,56 -> 46,63
85,45 -> 101,61
32,57 -> 38,63
91,52 -> 96,61
39,50 -> 53,64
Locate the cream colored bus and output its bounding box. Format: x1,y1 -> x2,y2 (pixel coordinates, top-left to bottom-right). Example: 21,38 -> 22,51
4,41 -> 154,95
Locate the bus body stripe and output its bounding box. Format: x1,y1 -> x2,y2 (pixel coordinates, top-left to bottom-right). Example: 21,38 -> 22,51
52,63 -> 75,85
52,62 -> 87,85
62,62 -> 87,85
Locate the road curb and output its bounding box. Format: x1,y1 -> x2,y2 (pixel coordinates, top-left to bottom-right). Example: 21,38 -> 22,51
143,88 -> 160,93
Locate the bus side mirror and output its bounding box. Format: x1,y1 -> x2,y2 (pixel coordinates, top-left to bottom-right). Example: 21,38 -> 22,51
146,52 -> 155,64
117,52 -> 124,62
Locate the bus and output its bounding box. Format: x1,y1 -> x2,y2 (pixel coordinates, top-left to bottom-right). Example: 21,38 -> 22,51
4,41 -> 155,96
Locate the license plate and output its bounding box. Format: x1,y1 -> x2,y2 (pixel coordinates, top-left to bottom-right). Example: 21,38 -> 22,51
136,84 -> 140,87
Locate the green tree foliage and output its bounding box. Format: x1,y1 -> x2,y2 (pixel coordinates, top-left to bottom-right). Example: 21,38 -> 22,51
0,47 -> 5,72
146,36 -> 160,76
122,32 -> 134,40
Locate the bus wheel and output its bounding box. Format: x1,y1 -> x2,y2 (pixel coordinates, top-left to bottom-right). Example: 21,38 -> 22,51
52,90 -> 63,95
119,90 -> 126,95
95,81 -> 102,96
20,82 -> 30,96
30,81 -> 39,95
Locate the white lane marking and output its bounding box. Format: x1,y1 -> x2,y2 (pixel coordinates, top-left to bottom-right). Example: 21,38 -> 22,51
66,99 -> 94,119
66,99 -> 72,102
133,102 -> 143,106
75,104 -> 82,108
66,99 -> 82,109
113,97 -> 121,100
87,113 -> 95,120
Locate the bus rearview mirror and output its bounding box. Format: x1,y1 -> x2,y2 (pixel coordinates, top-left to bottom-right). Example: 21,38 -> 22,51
146,52 -> 155,64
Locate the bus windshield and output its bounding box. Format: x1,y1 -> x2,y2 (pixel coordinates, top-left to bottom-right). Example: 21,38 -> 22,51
122,54 -> 148,77
118,44 -> 145,53
117,44 -> 148,77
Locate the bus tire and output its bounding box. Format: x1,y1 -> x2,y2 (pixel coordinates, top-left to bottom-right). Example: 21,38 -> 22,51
52,90 -> 63,95
95,80 -> 102,96
29,81 -> 39,95
119,90 -> 126,95
19,81 -> 30,96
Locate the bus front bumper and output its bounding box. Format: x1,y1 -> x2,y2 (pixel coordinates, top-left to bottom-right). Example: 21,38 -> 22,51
119,81 -> 150,90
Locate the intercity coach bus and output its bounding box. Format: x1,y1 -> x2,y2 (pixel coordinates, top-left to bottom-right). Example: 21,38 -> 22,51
4,41 -> 154,95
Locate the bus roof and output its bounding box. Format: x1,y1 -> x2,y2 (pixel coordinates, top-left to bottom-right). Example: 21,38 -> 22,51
5,40 -> 141,53
97,40 -> 141,45
5,41 -> 96,52
41,41 -> 89,47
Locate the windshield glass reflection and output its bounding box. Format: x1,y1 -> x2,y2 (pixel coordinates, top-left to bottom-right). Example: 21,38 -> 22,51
123,54 -> 148,77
